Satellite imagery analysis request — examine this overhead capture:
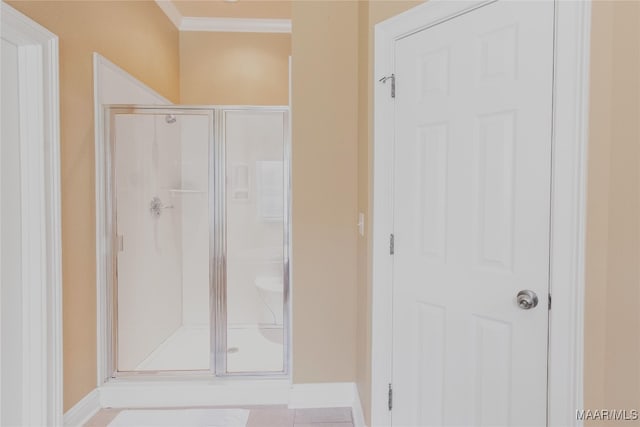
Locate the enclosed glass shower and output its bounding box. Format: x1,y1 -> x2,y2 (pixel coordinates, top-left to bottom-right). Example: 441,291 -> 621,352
105,106 -> 289,376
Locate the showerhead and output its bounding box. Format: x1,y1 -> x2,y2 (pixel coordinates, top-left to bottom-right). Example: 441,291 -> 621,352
165,114 -> 177,124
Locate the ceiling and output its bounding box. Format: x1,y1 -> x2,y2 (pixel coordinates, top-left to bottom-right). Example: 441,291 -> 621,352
172,1 -> 292,19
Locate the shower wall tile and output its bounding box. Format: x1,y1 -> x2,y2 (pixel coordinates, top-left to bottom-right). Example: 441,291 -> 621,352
180,115 -> 211,327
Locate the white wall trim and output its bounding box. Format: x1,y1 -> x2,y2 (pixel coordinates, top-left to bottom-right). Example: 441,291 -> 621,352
100,379 -> 290,408
1,3 -> 63,426
180,17 -> 291,33
546,1 -> 591,424
62,389 -> 100,427
155,0 -> 182,29
93,53 -> 170,107
153,0 -> 291,33
371,1 -> 591,426
100,380 -> 363,410
68,381 -> 364,425
351,384 -> 367,427
93,53 -> 171,386
289,382 -> 358,409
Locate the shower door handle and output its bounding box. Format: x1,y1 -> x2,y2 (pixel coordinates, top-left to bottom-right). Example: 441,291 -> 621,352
117,234 -> 124,252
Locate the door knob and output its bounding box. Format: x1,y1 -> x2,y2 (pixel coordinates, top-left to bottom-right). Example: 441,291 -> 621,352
517,290 -> 538,310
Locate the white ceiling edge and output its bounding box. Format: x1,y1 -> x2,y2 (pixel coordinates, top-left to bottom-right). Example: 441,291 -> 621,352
155,0 -> 292,33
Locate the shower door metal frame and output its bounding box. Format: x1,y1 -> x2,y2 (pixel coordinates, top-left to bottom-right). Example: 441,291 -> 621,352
102,105 -> 291,379
104,106 -> 216,377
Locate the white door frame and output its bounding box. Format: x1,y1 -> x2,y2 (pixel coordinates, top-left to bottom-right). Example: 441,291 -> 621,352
371,1 -> 591,426
0,2 -> 63,425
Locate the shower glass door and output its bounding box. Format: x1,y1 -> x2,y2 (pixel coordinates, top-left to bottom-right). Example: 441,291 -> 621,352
219,108 -> 289,375
106,106 -> 290,377
110,108 -> 213,372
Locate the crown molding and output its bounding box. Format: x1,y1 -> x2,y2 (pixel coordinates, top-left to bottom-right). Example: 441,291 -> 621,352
155,0 -> 183,29
181,17 -> 291,33
155,0 -> 292,33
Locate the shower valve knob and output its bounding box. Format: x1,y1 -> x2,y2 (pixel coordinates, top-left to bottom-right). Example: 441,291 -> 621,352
149,196 -> 173,217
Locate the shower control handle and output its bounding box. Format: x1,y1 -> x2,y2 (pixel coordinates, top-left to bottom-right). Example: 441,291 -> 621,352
149,196 -> 174,217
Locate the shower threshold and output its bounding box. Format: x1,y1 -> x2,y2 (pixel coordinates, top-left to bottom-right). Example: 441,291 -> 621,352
100,376 -> 291,409
129,324 -> 285,374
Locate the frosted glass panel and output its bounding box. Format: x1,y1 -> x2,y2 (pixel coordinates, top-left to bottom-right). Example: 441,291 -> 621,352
224,110 -> 287,373
114,112 -> 211,372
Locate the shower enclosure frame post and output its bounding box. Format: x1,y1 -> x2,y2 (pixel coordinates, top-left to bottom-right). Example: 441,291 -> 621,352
101,105 -> 291,379
212,108 -> 226,375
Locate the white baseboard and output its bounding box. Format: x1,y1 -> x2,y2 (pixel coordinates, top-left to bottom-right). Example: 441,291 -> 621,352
63,388 -> 101,427
100,378 -> 290,408
351,384 -> 367,427
288,382 -> 355,409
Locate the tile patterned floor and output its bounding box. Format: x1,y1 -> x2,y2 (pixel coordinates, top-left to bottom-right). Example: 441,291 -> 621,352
85,405 -> 354,427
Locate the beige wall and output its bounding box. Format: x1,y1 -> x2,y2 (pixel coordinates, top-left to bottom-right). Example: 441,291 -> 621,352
290,0 -> 359,383
601,0 -> 640,415
179,32 -> 290,105
585,0 -> 640,423
584,0 -> 613,414
356,0 -> 372,422
6,0 -> 180,411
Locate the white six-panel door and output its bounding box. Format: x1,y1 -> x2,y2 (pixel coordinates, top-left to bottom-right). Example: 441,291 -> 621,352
392,1 -> 554,425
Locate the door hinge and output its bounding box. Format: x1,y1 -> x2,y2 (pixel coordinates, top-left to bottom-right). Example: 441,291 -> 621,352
548,294 -> 552,310
388,383 -> 393,411
390,233 -> 395,255
379,74 -> 396,98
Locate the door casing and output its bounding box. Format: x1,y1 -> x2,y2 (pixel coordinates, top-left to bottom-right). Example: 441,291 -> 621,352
371,1 -> 592,425
0,3 -> 62,425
